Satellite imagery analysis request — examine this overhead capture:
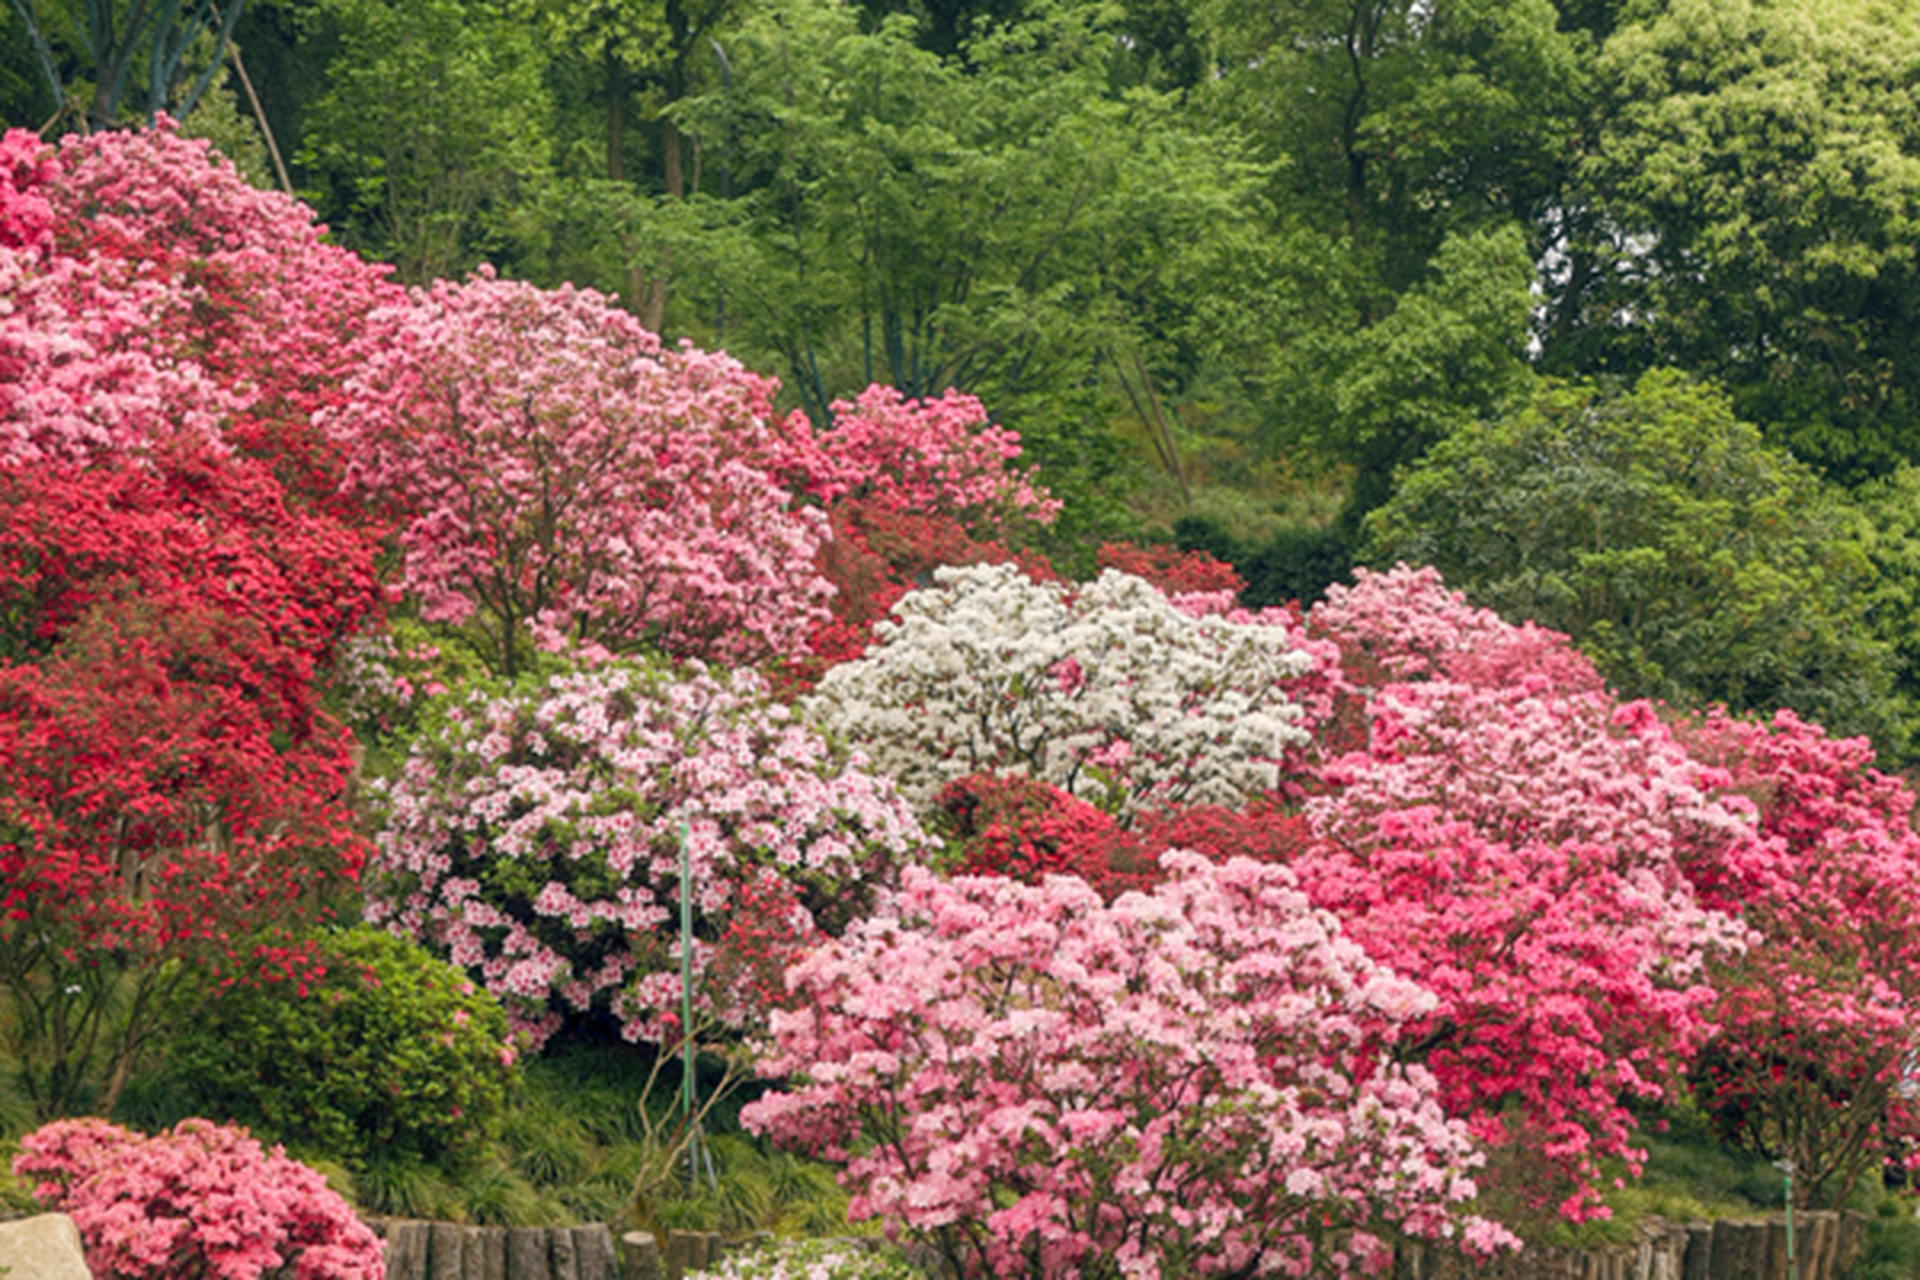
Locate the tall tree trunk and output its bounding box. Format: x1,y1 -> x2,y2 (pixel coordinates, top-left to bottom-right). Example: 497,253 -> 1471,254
607,50 -> 627,184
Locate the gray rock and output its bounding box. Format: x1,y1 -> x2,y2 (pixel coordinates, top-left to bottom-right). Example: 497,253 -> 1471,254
0,1213 -> 90,1280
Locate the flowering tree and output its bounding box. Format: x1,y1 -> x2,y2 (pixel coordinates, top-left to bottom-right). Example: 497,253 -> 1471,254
324,270 -> 834,675
807,563 -> 1314,817
1291,565 -> 1750,1220
366,657 -> 930,1050
1679,709 -> 1920,1208
744,854 -> 1518,1279
14,1117 -> 385,1280
0,124 -> 398,506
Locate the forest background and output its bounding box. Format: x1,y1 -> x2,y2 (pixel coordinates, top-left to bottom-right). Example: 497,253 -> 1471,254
15,0 -> 1920,768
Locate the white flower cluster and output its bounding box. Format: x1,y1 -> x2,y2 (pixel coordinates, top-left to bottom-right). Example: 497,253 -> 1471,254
806,563 -> 1314,816
691,1239 -> 914,1280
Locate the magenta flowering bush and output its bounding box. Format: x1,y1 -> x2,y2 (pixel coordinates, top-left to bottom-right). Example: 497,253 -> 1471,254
366,656 -> 932,1051
13,1117 -> 384,1280
744,853 -> 1518,1279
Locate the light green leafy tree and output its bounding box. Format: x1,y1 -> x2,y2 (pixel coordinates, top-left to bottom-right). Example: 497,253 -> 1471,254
1365,369 -> 1905,753
299,0 -> 554,283
1572,0 -> 1920,482
633,0 -> 1260,548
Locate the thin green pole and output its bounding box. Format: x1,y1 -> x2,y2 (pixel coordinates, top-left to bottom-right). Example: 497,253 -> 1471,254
1777,1159 -> 1796,1275
681,818 -> 697,1188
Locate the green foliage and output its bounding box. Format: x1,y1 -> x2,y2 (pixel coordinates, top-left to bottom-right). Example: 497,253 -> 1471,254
640,0 -> 1252,538
1364,370 -> 1905,751
299,0 -> 555,282
1576,0 -> 1920,481
167,926 -> 520,1173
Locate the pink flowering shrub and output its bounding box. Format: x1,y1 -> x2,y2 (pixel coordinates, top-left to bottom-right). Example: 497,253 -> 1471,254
0,124 -> 398,507
323,270 -> 833,675
14,1117 -> 384,1280
745,854 -> 1518,1279
1288,565 -> 1754,1221
366,657 -> 931,1050
798,385 -> 1060,531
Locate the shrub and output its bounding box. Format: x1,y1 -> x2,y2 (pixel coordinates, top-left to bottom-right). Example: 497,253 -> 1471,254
807,563 -> 1313,817
323,270 -> 833,675
366,656 -> 930,1051
14,1117 -> 385,1280
745,855 -> 1518,1278
169,926 -> 519,1171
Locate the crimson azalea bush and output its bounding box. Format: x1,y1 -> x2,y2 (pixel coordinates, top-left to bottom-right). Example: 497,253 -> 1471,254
0,448 -> 380,1119
366,656 -> 931,1051
14,1117 -> 385,1280
744,854 -> 1519,1278
807,563 -> 1314,817
932,772 -> 1316,902
323,270 -> 835,676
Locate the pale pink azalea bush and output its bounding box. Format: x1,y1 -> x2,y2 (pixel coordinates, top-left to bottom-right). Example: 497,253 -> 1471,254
745,853 -> 1519,1279
323,270 -> 833,675
798,384 -> 1061,531
806,563 -> 1314,818
13,1117 -> 383,1280
366,657 -> 931,1050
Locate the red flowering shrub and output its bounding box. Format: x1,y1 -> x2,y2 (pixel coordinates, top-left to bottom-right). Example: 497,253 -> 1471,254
1097,542 -> 1246,601
931,773 -> 1119,884
933,773 -> 1316,902
14,1117 -> 385,1280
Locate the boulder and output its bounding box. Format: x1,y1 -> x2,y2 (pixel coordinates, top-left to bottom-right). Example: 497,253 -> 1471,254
0,1213 -> 90,1280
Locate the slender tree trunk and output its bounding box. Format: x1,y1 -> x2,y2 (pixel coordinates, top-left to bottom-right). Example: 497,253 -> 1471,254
607,50 -> 626,184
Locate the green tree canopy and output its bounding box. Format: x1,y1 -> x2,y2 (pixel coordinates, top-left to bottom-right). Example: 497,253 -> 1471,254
1566,0 -> 1920,482
1364,369 -> 1904,752
298,0 -> 554,283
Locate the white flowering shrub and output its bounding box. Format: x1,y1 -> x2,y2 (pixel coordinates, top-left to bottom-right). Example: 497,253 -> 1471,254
805,564 -> 1314,816
691,1239 -> 916,1280
365,657 -> 932,1050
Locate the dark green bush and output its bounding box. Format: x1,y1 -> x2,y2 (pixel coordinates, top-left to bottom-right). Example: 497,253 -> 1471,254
169,926 -> 519,1170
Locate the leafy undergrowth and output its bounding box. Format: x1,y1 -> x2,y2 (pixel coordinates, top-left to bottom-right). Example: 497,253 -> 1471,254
1521,1100 -> 1920,1279
100,1041 -> 854,1237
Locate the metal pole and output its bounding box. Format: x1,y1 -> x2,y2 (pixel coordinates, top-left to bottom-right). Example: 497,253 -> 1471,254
681,817 -> 697,1188
1775,1159 -> 1796,1276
